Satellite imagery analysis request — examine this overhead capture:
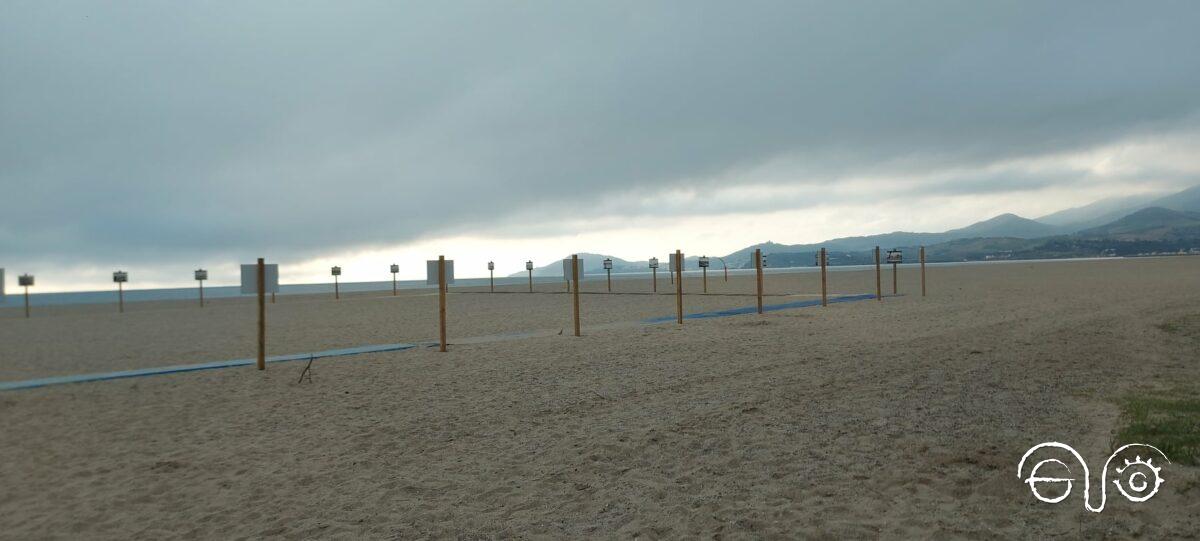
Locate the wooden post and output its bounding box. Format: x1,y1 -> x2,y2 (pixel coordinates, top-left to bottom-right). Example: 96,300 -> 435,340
675,250 -> 684,324
438,256 -> 447,352
874,246 -> 882,301
334,275 -> 339,300
755,248 -> 764,314
606,268 -> 611,292
24,286 -> 30,319
572,255 -> 581,337
892,261 -> 898,295
702,266 -> 707,294
118,282 -> 124,313
256,258 -> 265,371
920,246 -> 927,297
392,273 -> 397,296
528,268 -> 533,293
820,247 -> 828,307
199,279 -> 204,307
490,268 -> 494,293
652,267 -> 657,293
723,259 -> 728,282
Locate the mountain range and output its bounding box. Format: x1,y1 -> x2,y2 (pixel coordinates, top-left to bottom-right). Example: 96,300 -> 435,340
514,184 -> 1200,275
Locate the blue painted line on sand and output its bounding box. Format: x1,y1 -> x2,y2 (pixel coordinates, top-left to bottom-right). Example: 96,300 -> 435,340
641,293 -> 880,324
0,343 -> 419,391
1,292 -> 883,391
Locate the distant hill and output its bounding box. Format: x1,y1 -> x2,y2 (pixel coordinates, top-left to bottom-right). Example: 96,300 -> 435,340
1037,184 -> 1200,232
1075,207 -> 1200,240
722,212 -> 1060,267
1037,193 -> 1161,230
1148,184 -> 1200,213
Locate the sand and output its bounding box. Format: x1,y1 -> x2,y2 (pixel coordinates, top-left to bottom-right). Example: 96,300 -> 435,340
1,257 -> 1198,538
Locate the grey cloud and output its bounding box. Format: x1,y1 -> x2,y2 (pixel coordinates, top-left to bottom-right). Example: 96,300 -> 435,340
3,1 -> 1200,267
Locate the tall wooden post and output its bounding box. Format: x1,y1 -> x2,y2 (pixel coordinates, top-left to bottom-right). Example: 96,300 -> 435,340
892,260 -> 898,295
702,266 -> 707,293
755,248 -> 764,314
528,268 -> 533,293
392,273 -> 397,296
820,247 -> 828,307
334,275 -> 339,300
675,250 -> 684,324
24,286 -> 30,319
874,246 -> 882,301
572,255 -> 581,337
606,268 -> 611,292
490,268 -> 494,292
118,282 -> 124,313
438,256 -> 447,352
199,279 -> 204,307
256,258 -> 266,371
920,246 -> 927,297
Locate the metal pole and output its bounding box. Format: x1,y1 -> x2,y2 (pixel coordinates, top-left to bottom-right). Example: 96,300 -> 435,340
257,258 -> 265,370
199,280 -> 204,307
675,250 -> 683,324
490,269 -> 494,292
820,247 -> 828,307
874,246 -> 882,301
438,256 -> 447,352
920,246 -> 927,297
334,275 -> 339,300
24,286 -> 30,318
118,282 -> 124,313
755,248 -> 763,314
572,255 -> 581,337
393,273 -> 397,296
528,269 -> 533,293
652,267 -> 657,293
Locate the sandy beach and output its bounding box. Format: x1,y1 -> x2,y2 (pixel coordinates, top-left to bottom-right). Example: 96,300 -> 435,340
2,257 -> 1199,538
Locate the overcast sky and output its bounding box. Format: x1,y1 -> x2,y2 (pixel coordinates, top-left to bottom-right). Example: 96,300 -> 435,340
3,1 -> 1199,291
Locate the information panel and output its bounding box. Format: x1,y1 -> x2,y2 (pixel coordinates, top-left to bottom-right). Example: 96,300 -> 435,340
425,260 -> 455,285
240,264 -> 280,294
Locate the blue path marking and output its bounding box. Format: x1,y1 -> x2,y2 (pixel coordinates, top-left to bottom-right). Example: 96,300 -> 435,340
640,293 -> 880,324
1,293 -> 882,391
0,343 -> 419,391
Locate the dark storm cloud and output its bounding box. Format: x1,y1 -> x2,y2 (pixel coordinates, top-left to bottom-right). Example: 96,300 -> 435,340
3,1 -> 1199,266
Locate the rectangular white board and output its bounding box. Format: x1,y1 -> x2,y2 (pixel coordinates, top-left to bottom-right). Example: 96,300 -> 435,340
668,254 -> 684,271
240,264 -> 280,294
562,258 -> 584,281
425,260 -> 455,285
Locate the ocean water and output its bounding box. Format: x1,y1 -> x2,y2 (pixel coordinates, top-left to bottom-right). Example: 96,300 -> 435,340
0,257 -> 1118,308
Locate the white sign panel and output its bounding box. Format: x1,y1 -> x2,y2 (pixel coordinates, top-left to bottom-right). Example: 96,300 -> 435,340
240,264 -> 280,294
562,258 -> 584,281
425,260 -> 455,285
668,255 -> 684,272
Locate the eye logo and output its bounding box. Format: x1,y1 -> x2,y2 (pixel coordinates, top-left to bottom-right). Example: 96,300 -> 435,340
1017,442 -> 1169,513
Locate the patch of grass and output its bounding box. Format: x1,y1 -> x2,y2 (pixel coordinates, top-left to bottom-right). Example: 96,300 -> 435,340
1156,313 -> 1200,337
1116,393 -> 1200,466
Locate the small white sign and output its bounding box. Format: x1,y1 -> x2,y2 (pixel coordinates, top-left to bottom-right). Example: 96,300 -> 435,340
19,274 -> 34,287
668,254 -> 684,271
425,260 -> 455,285
887,250 -> 903,264
240,264 -> 280,294
562,258 -> 584,281
390,264 -> 400,274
